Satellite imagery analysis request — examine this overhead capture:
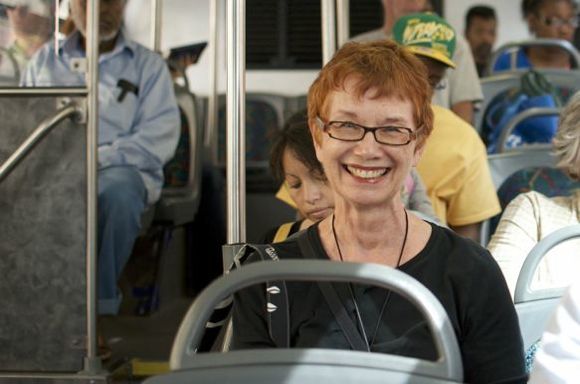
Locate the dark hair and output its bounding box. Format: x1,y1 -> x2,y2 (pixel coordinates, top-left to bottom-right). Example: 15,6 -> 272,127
269,110 -> 324,184
465,5 -> 497,29
522,0 -> 574,18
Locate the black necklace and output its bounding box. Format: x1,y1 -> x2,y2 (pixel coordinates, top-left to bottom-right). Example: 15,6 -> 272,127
331,209 -> 409,351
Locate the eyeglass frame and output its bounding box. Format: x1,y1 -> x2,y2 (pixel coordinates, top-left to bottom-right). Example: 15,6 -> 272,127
537,14 -> 579,29
315,116 -> 420,146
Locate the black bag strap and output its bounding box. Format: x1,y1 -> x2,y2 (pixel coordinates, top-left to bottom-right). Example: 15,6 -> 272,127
297,233 -> 368,352
236,244 -> 290,348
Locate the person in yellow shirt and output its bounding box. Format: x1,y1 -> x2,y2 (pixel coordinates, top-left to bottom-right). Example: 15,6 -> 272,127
393,13 -> 500,241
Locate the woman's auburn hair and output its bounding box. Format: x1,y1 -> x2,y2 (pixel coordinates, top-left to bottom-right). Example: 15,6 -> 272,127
307,40 -> 434,147
554,90 -> 580,180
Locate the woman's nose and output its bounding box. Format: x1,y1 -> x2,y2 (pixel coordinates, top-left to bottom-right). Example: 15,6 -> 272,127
304,183 -> 322,204
353,130 -> 382,157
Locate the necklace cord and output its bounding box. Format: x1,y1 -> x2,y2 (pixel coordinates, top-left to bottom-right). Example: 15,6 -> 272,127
331,209 -> 409,351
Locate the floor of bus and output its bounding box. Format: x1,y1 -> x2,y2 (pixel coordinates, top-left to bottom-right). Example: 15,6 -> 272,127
101,298 -> 191,383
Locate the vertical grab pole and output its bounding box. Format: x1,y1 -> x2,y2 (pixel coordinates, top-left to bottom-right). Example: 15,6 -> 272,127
206,0 -> 220,162
226,0 -> 246,244
336,0 -> 350,47
150,0 -> 162,53
54,0 -> 60,56
84,0 -> 101,374
321,0 -> 336,65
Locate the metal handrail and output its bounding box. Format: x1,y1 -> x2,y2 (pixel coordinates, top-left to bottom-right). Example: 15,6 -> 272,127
170,260 -> 463,382
206,0 -> 220,160
150,0 -> 162,53
336,0 -> 350,48
0,88 -> 88,96
497,107 -> 560,153
0,103 -> 81,183
514,224 -> 580,303
321,0 -> 337,65
226,0 -> 246,244
486,38 -> 580,76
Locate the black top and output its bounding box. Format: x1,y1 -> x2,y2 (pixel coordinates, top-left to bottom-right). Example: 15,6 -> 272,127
232,222 -> 527,384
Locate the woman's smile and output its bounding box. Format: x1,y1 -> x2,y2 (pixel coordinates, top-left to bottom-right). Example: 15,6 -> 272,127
344,164 -> 390,182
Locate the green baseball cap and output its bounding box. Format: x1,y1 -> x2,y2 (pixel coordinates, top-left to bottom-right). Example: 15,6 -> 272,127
393,12 -> 456,68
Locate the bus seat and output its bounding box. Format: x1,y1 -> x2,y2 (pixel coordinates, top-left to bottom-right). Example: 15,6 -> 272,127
143,260 -> 464,384
476,69 -> 580,137
487,147 -> 556,190
479,147 -> 556,245
155,86 -> 204,226
495,108 -> 560,154
0,97 -> 88,371
514,225 -> 580,352
284,94 -> 308,120
127,86 -> 203,315
486,38 -> 580,76
217,92 -> 286,169
475,73 -> 521,134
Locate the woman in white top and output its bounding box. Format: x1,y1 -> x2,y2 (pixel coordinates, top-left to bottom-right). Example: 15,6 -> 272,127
488,91 -> 580,298
529,281 -> 580,383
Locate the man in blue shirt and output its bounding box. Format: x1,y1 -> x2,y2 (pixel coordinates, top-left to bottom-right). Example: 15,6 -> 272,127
22,0 -> 180,315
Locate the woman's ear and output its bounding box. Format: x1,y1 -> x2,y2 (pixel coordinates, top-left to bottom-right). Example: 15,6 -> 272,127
309,119 -> 323,162
412,141 -> 426,167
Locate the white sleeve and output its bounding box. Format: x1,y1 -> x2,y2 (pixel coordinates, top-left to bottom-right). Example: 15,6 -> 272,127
487,193 -> 540,298
529,283 -> 580,384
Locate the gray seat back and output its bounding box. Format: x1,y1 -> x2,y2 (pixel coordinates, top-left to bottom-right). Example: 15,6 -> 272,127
475,69 -> 580,135
0,97 -> 87,371
479,147 -> 556,245
475,72 -> 521,134
486,38 -> 580,75
155,86 -> 203,225
497,108 -> 561,153
157,260 -> 463,383
487,147 -> 556,189
514,224 -> 580,350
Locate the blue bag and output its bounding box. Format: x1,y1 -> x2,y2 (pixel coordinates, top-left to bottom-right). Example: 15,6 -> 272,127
483,70 -> 561,153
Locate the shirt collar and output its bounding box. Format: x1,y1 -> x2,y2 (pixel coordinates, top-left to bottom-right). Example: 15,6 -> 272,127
59,29 -> 136,59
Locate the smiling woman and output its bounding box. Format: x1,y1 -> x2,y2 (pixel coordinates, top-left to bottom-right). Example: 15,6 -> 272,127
232,39 -> 527,384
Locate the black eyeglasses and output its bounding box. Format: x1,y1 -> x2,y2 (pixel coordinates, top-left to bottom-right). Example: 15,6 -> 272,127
316,117 -> 418,146
539,15 -> 579,28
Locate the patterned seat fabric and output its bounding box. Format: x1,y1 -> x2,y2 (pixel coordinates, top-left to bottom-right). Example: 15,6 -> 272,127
218,99 -> 280,164
163,107 -> 190,187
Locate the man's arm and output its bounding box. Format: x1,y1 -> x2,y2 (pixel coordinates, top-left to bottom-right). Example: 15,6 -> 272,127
98,55 -> 180,179
451,222 -> 480,242
450,100 -> 474,125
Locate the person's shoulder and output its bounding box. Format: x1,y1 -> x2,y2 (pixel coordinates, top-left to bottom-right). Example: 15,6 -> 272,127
350,28 -> 387,42
428,224 -> 499,272
120,32 -> 166,68
453,33 -> 470,52
127,39 -> 165,65
509,190 -> 551,208
431,105 -> 485,147
28,39 -> 56,64
492,51 -> 513,71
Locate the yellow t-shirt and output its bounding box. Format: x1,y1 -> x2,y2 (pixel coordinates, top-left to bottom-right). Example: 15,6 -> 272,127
417,105 -> 500,226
